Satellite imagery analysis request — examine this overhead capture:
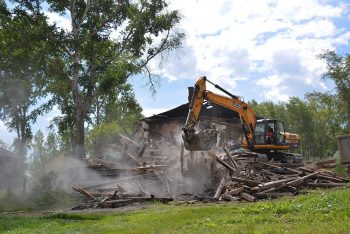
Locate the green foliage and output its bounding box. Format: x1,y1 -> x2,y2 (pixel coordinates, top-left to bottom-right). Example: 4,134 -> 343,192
0,192 -> 32,212
87,86 -> 143,155
1,188 -> 350,233
27,171 -> 74,210
1,0 -> 183,158
41,0 -> 183,157
319,50 -> 350,133
44,213 -> 102,221
86,121 -> 121,155
29,130 -> 60,177
0,4 -> 58,157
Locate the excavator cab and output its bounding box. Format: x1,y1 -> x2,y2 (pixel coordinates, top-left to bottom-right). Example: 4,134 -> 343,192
254,119 -> 286,146
253,119 -> 301,150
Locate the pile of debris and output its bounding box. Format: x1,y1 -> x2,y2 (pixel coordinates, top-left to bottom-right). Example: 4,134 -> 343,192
72,147 -> 349,209
206,149 -> 349,202
72,183 -> 173,210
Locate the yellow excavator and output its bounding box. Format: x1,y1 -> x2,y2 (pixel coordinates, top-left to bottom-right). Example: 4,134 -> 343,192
182,76 -> 301,161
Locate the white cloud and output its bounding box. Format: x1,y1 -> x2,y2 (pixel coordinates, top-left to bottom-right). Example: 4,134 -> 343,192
152,0 -> 350,101
255,75 -> 289,102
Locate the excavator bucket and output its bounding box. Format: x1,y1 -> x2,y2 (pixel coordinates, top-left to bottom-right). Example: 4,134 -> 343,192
182,129 -> 217,151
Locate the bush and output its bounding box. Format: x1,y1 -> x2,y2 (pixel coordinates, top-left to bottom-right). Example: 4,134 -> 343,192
27,171 -> 75,209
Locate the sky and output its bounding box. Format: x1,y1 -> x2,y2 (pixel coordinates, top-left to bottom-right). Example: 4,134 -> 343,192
1,0 -> 350,146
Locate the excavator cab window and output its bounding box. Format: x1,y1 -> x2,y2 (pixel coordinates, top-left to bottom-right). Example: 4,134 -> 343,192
254,121 -> 266,145
275,121 -> 286,144
254,120 -> 286,145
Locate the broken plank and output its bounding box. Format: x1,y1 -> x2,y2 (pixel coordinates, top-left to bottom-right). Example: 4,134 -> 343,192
258,162 -> 303,175
259,171 -> 319,194
251,177 -> 297,192
72,187 -> 97,200
228,187 -> 244,196
214,177 -> 226,199
240,192 -> 256,202
223,147 -> 239,168
208,151 -> 236,173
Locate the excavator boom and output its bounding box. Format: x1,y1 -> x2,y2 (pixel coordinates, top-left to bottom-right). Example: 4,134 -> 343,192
183,76 -> 256,150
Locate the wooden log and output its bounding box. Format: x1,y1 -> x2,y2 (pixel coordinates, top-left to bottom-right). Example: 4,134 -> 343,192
223,147 -> 239,168
299,167 -> 348,182
133,165 -> 168,171
118,133 -> 140,147
277,162 -> 304,168
208,151 -> 236,173
298,167 -> 314,173
209,152 -> 259,186
258,162 -> 303,175
251,177 -> 296,192
214,177 -> 226,199
315,174 -> 344,183
137,144 -> 147,158
102,197 -> 174,204
82,174 -> 150,190
228,187 -> 244,196
240,192 -> 256,202
127,152 -> 142,166
322,171 -> 349,181
98,199 -> 134,208
72,187 -> 97,200
221,194 -> 240,201
259,171 -> 319,194
230,176 -> 260,187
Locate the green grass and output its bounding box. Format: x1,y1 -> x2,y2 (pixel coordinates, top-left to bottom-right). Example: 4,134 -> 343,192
1,188 -> 350,234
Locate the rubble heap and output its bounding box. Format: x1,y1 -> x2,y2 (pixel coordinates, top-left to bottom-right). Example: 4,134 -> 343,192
205,149 -> 349,202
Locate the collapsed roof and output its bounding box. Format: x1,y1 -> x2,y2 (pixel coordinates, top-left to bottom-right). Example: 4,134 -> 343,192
143,101 -> 240,123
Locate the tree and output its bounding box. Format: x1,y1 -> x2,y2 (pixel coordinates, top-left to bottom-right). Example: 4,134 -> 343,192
87,87 -> 143,155
29,130 -> 60,177
30,130 -> 47,177
15,0 -> 183,158
306,92 -> 345,158
0,4 -> 57,157
319,50 -> 350,133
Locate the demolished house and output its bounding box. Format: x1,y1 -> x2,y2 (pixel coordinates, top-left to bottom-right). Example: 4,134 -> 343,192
86,87 -> 244,182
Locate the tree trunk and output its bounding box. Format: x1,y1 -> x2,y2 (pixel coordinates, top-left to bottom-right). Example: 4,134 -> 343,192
19,118 -> 27,159
96,97 -> 100,125
74,107 -> 86,158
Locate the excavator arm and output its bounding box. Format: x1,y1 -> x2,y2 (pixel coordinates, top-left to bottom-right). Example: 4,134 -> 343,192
182,76 -> 257,151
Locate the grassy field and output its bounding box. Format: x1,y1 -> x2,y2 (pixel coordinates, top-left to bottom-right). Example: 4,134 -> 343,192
1,188 -> 350,234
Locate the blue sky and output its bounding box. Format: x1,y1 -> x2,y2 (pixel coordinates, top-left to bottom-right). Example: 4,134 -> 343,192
1,0 -> 350,146
133,0 -> 350,116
